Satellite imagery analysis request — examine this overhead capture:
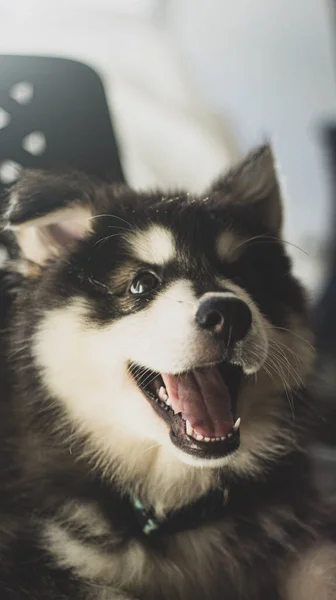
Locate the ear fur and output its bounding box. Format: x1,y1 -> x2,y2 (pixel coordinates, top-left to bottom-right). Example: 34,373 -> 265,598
210,144 -> 283,234
2,171 -> 95,265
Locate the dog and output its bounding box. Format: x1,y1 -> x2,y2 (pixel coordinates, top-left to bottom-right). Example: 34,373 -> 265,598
0,144 -> 335,600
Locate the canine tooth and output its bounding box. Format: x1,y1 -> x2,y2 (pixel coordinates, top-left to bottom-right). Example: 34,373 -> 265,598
233,417 -> 241,431
166,397 -> 171,406
204,437 -> 211,442
186,420 -> 193,436
158,386 -> 168,402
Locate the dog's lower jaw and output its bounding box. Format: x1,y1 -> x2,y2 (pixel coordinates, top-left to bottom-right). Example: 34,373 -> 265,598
170,445 -> 237,468
30,301 -> 304,515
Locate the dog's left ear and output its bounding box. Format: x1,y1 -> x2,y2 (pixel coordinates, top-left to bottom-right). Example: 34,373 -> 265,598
210,144 -> 283,234
3,171 -> 94,265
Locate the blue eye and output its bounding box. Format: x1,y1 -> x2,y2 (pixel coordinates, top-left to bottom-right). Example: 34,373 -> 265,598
130,272 -> 160,296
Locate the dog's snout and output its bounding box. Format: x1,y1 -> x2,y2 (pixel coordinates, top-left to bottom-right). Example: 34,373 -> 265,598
195,294 -> 252,343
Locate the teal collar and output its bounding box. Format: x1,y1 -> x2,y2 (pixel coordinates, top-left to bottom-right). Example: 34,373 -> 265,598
130,485 -> 230,536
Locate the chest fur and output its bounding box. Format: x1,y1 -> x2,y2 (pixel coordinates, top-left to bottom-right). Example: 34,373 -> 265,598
42,513 -> 282,600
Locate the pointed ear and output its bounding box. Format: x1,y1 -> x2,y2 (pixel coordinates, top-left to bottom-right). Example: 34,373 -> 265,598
210,144 -> 283,234
2,171 -> 94,265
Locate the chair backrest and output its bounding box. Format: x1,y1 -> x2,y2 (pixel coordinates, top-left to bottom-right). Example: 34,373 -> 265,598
0,55 -> 125,256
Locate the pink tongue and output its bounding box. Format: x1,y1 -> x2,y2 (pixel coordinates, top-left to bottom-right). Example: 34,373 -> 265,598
161,366 -> 233,438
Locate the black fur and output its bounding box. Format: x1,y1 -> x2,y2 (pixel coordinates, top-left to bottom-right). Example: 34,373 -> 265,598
0,146 -> 334,600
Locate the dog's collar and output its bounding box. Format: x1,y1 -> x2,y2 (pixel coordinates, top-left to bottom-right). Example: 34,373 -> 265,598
130,484 -> 230,536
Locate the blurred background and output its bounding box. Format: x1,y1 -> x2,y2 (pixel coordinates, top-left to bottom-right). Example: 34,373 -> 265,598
0,0 -> 336,485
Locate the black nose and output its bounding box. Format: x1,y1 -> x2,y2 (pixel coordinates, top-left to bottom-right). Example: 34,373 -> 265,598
195,294 -> 252,343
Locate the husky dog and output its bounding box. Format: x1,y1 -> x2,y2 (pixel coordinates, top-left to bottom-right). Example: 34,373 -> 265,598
0,145 -> 335,600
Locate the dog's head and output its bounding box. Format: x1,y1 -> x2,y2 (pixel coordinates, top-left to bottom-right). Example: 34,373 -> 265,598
4,145 -> 314,498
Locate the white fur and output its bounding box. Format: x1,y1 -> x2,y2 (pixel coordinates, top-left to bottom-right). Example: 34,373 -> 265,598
215,279 -> 270,374
0,246 -> 9,268
128,225 -> 175,265
58,500 -> 110,538
44,521 -> 146,585
215,231 -> 242,262
286,542 -> 336,600
11,205 -> 92,265
32,276 -> 313,509
3,191 -> 19,222
171,446 -> 235,469
33,282 -> 217,512
34,270 -> 312,513
43,517 -> 238,599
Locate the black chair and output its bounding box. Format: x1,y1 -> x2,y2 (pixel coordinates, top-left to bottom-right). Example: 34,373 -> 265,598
313,127 -> 336,444
309,127 -> 336,505
0,55 -> 125,256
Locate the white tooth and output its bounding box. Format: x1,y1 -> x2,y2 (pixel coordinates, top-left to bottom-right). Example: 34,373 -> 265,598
158,386 -> 168,402
228,433 -> 232,438
166,397 -> 171,406
204,437 -> 211,442
220,436 -> 226,441
195,433 -> 204,441
233,417 -> 241,431
186,420 -> 193,436
215,437 -> 221,442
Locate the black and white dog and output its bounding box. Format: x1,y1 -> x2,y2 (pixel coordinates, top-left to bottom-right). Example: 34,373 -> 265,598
0,145 -> 334,599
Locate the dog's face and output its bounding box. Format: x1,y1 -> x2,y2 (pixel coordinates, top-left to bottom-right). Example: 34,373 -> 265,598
5,146 -> 314,485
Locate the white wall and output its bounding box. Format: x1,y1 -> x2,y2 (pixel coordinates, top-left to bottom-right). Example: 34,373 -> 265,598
1,0 -> 335,290
0,0 -> 234,191
167,0 -> 336,288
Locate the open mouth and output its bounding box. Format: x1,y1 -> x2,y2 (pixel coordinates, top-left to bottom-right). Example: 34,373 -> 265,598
129,361 -> 242,459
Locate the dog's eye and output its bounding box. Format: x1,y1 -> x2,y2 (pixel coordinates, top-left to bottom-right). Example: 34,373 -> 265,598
130,272 -> 160,296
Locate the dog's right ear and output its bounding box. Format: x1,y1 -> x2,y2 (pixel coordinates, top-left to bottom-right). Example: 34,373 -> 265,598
3,171 -> 95,265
